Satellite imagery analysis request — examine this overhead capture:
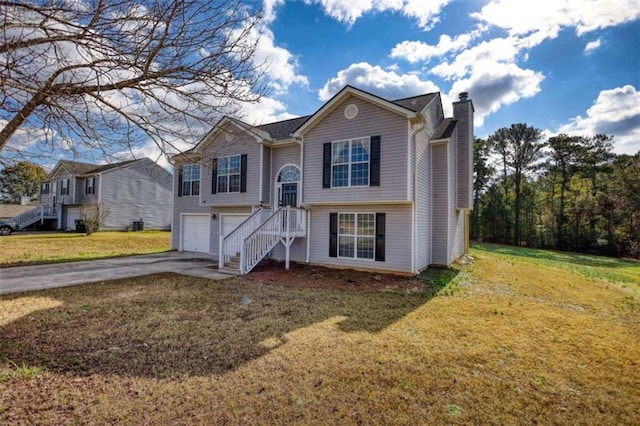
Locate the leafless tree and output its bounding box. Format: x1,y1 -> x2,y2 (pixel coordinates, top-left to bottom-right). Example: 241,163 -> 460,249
0,0 -> 265,162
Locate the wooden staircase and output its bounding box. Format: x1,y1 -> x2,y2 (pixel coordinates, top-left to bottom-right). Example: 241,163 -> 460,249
5,206 -> 56,231
219,206 -> 306,275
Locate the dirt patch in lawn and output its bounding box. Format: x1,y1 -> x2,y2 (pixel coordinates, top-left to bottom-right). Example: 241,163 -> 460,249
244,259 -> 425,292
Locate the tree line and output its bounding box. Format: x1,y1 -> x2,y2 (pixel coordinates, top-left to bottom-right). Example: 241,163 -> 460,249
472,124 -> 640,259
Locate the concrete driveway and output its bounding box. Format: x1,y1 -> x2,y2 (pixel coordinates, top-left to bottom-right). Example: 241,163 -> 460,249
0,252 -> 230,295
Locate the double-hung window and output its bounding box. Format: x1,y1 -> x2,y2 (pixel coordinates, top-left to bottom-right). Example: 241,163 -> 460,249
181,164 -> 200,196
85,177 -> 95,195
338,213 -> 375,260
60,179 -> 69,195
217,155 -> 241,193
331,138 -> 370,187
41,183 -> 50,194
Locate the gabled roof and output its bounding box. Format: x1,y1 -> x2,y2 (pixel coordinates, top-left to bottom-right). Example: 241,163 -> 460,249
257,115 -> 311,141
293,85 -> 424,137
392,93 -> 438,112
47,158 -> 147,179
86,159 -> 138,174
431,118 -> 457,140
177,85 -> 443,158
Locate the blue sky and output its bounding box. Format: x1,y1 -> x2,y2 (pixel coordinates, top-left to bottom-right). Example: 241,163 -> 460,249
242,0 -> 640,154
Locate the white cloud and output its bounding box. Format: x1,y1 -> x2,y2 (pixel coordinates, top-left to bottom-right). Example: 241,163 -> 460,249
251,26 -> 309,94
431,37 -> 523,80
318,62 -> 440,101
584,38 -> 602,54
262,0 -> 285,24
232,3 -> 309,96
472,0 -> 640,39
303,0 -> 451,30
559,85 -> 640,154
390,33 -> 475,64
449,64 -> 544,127
240,96 -> 298,125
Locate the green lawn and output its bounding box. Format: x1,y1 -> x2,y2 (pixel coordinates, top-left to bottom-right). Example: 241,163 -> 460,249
0,231 -> 171,266
0,243 -> 638,424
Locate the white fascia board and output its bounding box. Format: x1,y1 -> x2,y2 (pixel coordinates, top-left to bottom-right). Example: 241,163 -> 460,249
293,86 -> 416,137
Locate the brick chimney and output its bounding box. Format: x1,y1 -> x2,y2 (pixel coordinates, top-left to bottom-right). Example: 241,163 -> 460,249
453,92 -> 474,210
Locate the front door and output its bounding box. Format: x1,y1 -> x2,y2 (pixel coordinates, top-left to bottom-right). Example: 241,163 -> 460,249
280,183 -> 297,207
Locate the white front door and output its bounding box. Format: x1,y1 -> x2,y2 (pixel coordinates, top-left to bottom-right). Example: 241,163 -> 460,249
66,207 -> 80,230
181,214 -> 211,253
221,214 -> 250,238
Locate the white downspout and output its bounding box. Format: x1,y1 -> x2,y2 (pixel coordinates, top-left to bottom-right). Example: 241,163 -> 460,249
412,118 -> 426,274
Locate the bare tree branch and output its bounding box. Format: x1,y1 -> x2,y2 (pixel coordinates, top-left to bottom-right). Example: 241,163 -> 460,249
0,0 -> 266,162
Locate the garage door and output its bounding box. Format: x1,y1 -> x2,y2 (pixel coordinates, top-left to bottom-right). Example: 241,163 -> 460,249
181,214 -> 210,253
66,207 -> 80,230
221,214 -> 250,237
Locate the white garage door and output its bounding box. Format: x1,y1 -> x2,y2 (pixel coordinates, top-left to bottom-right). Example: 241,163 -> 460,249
66,207 -> 80,230
221,214 -> 250,237
181,214 -> 210,253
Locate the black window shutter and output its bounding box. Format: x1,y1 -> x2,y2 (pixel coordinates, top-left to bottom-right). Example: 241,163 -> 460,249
240,154 -> 248,193
322,142 -> 332,188
177,166 -> 183,197
211,158 -> 218,194
85,179 -> 88,194
370,135 -> 381,186
329,212 -> 338,257
375,213 -> 385,262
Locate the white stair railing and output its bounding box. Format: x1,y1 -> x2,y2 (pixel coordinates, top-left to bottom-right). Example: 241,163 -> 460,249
240,207 -> 307,274
11,206 -> 46,229
219,208 -> 271,269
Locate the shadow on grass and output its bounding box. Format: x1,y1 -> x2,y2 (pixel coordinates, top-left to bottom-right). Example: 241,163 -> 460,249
0,269 -> 458,379
473,242 -> 638,269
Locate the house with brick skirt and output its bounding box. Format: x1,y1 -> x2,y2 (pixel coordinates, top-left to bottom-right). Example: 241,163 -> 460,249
38,158 -> 172,231
171,85 -> 473,275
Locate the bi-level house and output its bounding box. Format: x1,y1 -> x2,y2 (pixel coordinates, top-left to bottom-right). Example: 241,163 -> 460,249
172,85 -> 473,275
38,158 -> 172,231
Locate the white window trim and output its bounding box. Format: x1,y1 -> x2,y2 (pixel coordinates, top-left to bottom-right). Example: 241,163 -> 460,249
337,212 -> 375,261
331,137 -> 371,188
85,177 -> 95,195
217,154 -> 241,194
61,179 -> 69,195
274,163 -> 301,208
182,164 -> 201,197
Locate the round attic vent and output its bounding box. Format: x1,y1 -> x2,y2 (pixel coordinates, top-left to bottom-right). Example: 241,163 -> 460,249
225,132 -> 234,142
344,104 -> 358,119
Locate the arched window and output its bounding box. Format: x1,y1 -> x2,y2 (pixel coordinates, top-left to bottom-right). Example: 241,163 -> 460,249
277,165 -> 300,183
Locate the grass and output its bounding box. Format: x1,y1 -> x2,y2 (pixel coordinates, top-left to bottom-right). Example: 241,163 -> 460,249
0,243 -> 638,424
0,231 -> 171,267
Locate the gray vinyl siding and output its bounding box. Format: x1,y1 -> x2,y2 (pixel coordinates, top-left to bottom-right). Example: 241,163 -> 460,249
303,95 -> 410,204
447,133 -> 458,264
308,204 -> 413,274
200,132 -> 262,206
414,124 -> 431,270
431,143 -> 449,266
271,143 -> 301,205
100,159 -> 172,230
454,101 -> 473,209
262,145 -> 271,205
269,238 -> 306,263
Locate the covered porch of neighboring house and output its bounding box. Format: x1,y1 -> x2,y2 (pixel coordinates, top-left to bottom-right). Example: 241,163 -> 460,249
219,206 -> 307,275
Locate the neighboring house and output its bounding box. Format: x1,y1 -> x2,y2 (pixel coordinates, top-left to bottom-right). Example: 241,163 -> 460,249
39,158 -> 172,231
172,85 -> 473,275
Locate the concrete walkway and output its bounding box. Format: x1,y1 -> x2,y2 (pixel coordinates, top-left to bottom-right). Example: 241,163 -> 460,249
0,252 -> 230,295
